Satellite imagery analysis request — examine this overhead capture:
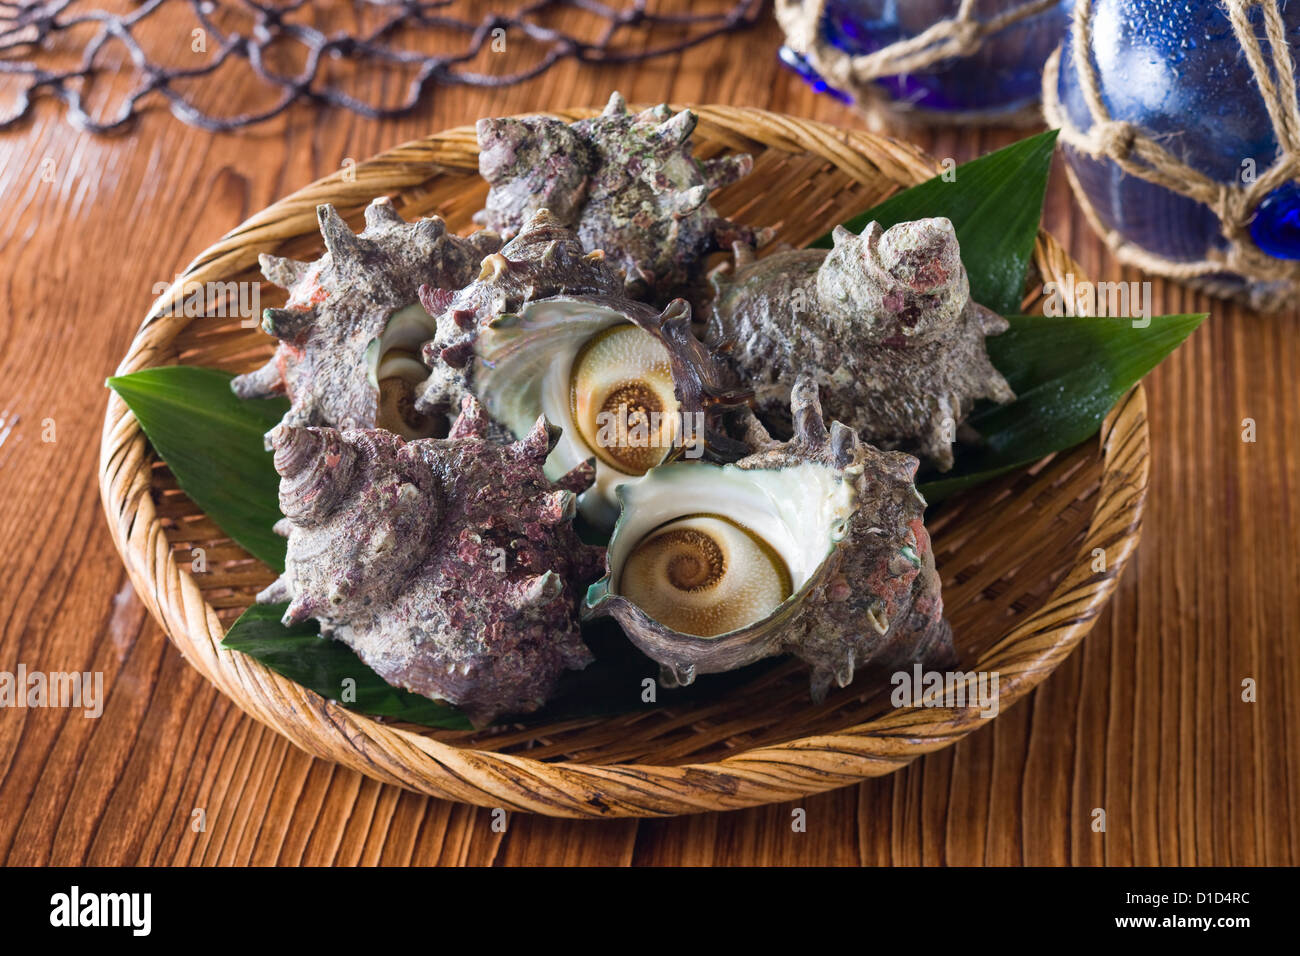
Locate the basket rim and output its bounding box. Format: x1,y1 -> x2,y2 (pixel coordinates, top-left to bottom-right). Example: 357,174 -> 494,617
98,104 -> 1148,818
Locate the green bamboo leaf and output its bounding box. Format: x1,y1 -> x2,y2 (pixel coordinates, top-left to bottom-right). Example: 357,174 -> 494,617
811,129 -> 1059,315
108,366 -> 288,570
222,603 -> 473,730
919,312 -> 1207,504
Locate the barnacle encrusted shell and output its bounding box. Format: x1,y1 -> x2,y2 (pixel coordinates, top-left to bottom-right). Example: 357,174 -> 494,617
417,209 -> 747,527
707,217 -> 1015,471
474,91 -> 772,301
255,396 -> 604,728
232,198 -> 501,443
584,375 -> 954,702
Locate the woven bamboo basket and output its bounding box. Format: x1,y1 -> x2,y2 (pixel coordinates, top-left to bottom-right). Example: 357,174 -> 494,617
98,105 -> 1148,818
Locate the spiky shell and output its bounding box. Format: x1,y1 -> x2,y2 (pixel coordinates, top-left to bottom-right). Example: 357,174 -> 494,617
414,209 -> 623,427
707,217 -> 1014,471
256,396 -> 604,728
416,209 -> 748,526
474,91 -> 772,301
584,374 -> 954,702
232,198 -> 501,444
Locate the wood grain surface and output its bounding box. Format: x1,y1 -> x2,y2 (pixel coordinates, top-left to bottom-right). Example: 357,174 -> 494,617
0,3 -> 1296,865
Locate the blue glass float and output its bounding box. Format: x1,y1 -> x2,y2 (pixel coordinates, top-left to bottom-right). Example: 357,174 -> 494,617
1055,0 -> 1300,289
779,0 -> 1074,119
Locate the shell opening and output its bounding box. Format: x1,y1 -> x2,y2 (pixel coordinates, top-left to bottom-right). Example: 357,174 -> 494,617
473,299 -> 685,527
605,461 -> 855,638
370,303 -> 445,439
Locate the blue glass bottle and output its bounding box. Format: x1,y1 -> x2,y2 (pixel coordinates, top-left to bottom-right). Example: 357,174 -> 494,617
781,0 -> 1074,118
1054,0 -> 1300,289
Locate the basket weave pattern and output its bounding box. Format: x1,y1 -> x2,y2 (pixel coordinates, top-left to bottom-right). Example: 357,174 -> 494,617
99,106 -> 1147,817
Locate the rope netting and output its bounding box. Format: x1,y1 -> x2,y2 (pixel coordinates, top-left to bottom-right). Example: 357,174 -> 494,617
0,0 -> 763,133
1044,0 -> 1300,309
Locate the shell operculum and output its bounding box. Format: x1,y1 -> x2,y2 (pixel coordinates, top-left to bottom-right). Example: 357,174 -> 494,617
583,454 -> 852,686
365,303 -> 447,440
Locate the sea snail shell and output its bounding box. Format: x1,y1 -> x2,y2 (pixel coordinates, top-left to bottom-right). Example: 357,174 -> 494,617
585,374 -> 955,700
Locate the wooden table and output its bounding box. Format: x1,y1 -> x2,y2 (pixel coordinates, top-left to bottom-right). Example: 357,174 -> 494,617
1,4 -> 1295,866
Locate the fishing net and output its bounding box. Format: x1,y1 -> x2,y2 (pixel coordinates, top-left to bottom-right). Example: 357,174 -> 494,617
0,0 -> 763,133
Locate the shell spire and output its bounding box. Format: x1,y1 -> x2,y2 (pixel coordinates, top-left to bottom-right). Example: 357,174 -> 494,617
418,208 -> 619,335
232,197 -> 502,445
473,93 -> 773,302
317,204 -> 365,262
516,415 -> 562,463
268,424 -> 357,523
707,216 -> 1014,471
260,254 -> 311,288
